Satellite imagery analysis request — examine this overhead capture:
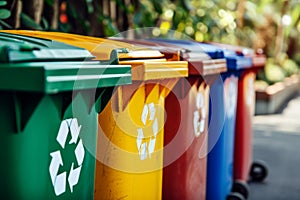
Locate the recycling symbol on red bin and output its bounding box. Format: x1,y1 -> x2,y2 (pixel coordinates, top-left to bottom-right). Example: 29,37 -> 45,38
49,118 -> 85,196
193,91 -> 206,137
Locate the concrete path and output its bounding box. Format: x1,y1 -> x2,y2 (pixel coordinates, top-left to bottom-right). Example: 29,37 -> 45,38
249,94 -> 300,200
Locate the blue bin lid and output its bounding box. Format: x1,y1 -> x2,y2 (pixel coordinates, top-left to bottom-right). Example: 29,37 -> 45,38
147,39 -> 224,58
148,39 -> 252,71
145,38 -> 227,75
147,38 -> 210,58
225,55 -> 252,70
197,43 -> 252,70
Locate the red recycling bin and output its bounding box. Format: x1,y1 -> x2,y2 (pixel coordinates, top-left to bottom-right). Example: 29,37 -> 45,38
163,62 -> 225,200
163,77 -> 210,200
234,53 -> 266,182
139,39 -> 227,199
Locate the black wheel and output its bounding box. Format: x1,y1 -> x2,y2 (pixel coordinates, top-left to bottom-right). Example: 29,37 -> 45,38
250,160 -> 268,182
232,180 -> 250,199
227,192 -> 246,200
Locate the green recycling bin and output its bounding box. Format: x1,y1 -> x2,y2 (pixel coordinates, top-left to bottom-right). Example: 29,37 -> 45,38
0,32 -> 132,199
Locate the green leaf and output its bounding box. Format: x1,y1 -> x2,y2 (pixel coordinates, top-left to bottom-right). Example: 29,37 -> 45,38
44,0 -> 54,6
0,19 -> 12,28
291,6 -> 300,26
180,0 -> 193,11
20,13 -> 43,30
115,0 -> 128,13
41,17 -> 49,30
67,4 -> 78,18
133,11 -> 142,25
0,1 -> 7,6
87,3 -> 94,14
103,18 -> 119,37
0,9 -> 10,19
153,0 -> 163,14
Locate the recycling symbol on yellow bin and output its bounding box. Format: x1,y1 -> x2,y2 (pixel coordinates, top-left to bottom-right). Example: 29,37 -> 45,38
136,103 -> 158,160
49,118 -> 85,196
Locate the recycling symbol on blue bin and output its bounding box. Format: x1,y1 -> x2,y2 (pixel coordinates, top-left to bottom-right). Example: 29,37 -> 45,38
225,78 -> 238,118
49,118 -> 85,196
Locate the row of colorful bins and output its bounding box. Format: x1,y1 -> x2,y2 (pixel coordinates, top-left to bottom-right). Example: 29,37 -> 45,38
124,38 -> 268,199
0,30 -> 267,200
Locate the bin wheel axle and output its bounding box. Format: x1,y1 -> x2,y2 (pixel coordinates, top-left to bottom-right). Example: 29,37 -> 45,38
232,180 -> 249,199
227,192 -> 246,200
250,160 -> 268,182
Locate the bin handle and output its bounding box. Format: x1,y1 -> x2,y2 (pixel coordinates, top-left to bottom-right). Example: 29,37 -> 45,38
0,44 -> 42,63
100,48 -> 129,65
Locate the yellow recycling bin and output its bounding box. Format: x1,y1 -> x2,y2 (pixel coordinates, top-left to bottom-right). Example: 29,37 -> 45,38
94,42 -> 187,200
4,30 -> 189,199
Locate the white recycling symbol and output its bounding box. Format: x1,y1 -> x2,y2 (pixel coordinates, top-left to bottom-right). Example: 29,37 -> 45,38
49,118 -> 85,196
136,102 -> 158,160
193,91 -> 206,137
225,79 -> 238,118
246,78 -> 254,106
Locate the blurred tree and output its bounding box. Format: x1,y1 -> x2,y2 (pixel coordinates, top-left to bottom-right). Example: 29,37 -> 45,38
0,0 -> 12,29
0,0 -> 299,63
285,0 -> 300,59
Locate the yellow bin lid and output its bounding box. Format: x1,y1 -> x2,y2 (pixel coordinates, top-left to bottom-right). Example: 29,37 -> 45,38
2,30 -> 188,81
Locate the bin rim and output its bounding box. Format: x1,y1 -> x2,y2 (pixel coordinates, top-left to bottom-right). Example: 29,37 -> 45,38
208,42 -> 266,68
1,30 -> 188,81
196,42 -> 254,70
0,30 -> 166,60
0,61 -> 132,93
118,38 -> 227,76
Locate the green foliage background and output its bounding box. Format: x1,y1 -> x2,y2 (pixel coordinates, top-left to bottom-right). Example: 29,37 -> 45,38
1,0 -> 300,84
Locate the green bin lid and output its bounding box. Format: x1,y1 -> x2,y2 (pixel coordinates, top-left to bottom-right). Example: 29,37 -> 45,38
0,33 -> 132,93
0,32 -> 94,62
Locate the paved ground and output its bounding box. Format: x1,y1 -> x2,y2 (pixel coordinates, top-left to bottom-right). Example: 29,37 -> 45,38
249,94 -> 300,200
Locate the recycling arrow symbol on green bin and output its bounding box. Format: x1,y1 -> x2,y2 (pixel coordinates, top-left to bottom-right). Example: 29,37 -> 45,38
49,118 -> 85,196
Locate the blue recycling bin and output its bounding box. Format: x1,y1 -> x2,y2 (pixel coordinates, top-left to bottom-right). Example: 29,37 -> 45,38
198,43 -> 252,200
